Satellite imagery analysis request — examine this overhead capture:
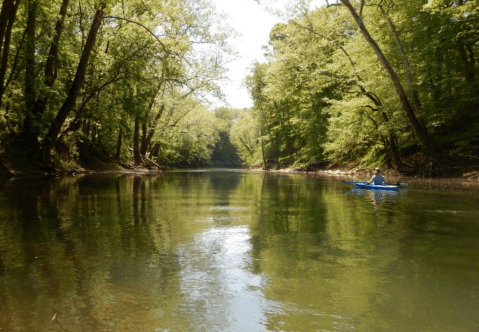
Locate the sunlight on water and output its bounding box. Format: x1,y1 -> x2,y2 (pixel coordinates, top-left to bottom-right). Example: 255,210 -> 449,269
177,226 -> 271,332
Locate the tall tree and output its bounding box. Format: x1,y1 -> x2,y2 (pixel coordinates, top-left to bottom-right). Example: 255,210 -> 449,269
24,0 -> 70,145
42,3 -> 106,160
0,0 -> 15,53
0,0 -> 20,108
338,0 -> 439,156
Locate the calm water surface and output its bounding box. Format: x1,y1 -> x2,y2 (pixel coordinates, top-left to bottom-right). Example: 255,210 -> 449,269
0,170 -> 478,331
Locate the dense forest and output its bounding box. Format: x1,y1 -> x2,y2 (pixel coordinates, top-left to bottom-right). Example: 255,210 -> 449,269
0,0 -> 236,173
234,0 -> 479,175
0,0 -> 478,176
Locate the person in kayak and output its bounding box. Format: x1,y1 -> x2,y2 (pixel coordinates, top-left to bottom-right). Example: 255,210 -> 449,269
369,167 -> 386,185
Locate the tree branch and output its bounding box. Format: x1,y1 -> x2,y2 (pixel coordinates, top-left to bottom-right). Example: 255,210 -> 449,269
326,0 -> 342,7
103,16 -> 171,55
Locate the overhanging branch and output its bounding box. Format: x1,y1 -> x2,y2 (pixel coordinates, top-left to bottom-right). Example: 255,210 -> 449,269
103,16 -> 170,55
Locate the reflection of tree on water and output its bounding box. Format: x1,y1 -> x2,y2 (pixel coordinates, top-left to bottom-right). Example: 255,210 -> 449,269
132,176 -> 146,225
256,174 -> 327,234
0,174 -> 185,331
208,171 -> 241,194
205,171 -> 242,226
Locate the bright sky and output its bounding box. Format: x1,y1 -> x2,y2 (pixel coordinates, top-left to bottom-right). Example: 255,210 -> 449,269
209,0 -> 327,110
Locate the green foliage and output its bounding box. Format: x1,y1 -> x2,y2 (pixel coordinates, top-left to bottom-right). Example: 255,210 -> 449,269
0,0 -> 235,167
1,0 -> 478,169
230,110 -> 263,166
153,102 -> 220,166
244,0 -> 479,169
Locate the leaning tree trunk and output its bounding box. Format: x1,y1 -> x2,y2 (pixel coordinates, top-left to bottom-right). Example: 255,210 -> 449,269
150,142 -> 160,157
0,0 -> 15,55
292,16 -> 404,169
140,79 -> 164,156
27,0 -> 70,143
340,0 -> 439,157
42,4 -> 105,161
142,103 -> 165,156
378,4 -> 422,113
0,0 -> 20,108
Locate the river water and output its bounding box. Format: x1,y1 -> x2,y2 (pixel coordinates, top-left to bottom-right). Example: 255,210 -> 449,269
0,170 -> 478,332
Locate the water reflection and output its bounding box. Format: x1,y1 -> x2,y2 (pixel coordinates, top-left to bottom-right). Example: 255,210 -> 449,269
0,172 -> 478,331
346,187 -> 403,210
177,226 -> 270,331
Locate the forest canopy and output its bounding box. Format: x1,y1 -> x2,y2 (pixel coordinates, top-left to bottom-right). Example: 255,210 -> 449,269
0,0 -> 478,174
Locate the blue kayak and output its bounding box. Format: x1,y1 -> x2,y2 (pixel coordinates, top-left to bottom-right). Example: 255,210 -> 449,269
352,182 -> 398,191
343,181 -> 406,191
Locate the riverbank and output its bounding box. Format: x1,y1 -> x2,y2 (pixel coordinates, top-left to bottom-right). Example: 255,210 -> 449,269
0,155 -> 162,178
1,154 -> 478,180
251,158 -> 479,181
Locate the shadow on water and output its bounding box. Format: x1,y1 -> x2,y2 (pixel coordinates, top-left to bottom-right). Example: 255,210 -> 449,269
0,174 -> 185,331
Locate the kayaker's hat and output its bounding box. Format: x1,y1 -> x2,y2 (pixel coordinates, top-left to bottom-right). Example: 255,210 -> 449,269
375,167 -> 380,172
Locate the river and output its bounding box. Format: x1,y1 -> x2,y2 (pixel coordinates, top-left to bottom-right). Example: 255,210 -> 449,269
0,170 -> 478,331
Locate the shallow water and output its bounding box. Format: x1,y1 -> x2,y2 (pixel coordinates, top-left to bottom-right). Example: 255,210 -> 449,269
0,170 -> 478,331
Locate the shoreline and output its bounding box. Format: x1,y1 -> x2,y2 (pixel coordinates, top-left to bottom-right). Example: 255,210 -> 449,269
251,165 -> 479,180
1,156 -> 478,182
3,167 -> 479,192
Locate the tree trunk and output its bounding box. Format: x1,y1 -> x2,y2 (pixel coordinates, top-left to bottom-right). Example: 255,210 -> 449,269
115,126 -> 122,161
0,0 -> 20,108
273,101 -> 294,156
2,23 -> 25,95
142,103 -> 165,155
140,80 -> 163,155
150,142 -> 160,157
29,0 -> 70,127
433,46 -> 443,101
42,5 -> 105,160
340,0 -> 438,157
22,0 -> 37,144
297,12 -> 404,169
0,0 -> 15,56
379,111 -> 403,170
378,4 -> 422,112
258,105 -> 279,160
458,40 -> 475,83
44,0 -> 69,87
261,137 -> 267,170
141,121 -> 148,156
238,137 -> 254,157
133,118 -> 143,165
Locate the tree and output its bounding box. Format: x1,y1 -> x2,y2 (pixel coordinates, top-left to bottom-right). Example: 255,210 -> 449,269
337,0 -> 439,157
0,0 -> 21,108
41,3 -> 106,160
230,110 -> 262,166
22,0 -> 70,147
